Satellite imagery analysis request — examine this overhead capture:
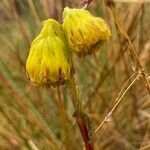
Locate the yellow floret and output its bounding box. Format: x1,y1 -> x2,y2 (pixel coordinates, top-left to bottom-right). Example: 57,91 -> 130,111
62,7 -> 111,56
26,19 -> 73,87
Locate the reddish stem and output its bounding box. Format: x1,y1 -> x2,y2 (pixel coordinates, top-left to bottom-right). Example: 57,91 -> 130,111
76,116 -> 94,150
70,77 -> 94,150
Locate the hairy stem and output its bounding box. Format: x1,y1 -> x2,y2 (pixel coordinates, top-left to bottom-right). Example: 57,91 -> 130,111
69,75 -> 94,150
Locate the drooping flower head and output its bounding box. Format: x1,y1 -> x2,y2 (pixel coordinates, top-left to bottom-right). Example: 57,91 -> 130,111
62,7 -> 111,56
26,19 -> 73,87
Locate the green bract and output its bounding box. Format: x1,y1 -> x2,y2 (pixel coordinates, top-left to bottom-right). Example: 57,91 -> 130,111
26,19 -> 73,87
62,7 -> 111,56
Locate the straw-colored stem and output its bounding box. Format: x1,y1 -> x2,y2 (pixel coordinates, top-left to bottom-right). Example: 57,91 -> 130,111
105,1 -> 150,93
94,70 -> 142,134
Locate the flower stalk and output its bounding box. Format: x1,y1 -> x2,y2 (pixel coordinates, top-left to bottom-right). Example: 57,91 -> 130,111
69,75 -> 94,150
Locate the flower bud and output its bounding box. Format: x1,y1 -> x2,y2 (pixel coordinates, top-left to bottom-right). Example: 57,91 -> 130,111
26,19 -> 73,87
62,7 -> 111,56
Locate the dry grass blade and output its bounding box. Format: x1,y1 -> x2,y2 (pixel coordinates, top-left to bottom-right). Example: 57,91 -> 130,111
0,58 -> 61,148
105,0 -> 150,93
94,70 -> 142,134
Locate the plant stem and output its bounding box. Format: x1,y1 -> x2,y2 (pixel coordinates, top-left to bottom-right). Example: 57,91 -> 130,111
105,0 -> 150,93
82,0 -> 94,9
94,70 -> 142,134
69,75 -> 94,150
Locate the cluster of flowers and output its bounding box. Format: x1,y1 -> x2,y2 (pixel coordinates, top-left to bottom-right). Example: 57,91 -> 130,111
26,7 -> 111,87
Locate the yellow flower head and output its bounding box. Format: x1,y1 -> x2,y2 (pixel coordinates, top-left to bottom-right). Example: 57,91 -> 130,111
62,7 -> 111,56
26,19 -> 73,87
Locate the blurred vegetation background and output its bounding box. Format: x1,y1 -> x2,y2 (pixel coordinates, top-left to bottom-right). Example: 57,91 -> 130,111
0,0 -> 150,149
